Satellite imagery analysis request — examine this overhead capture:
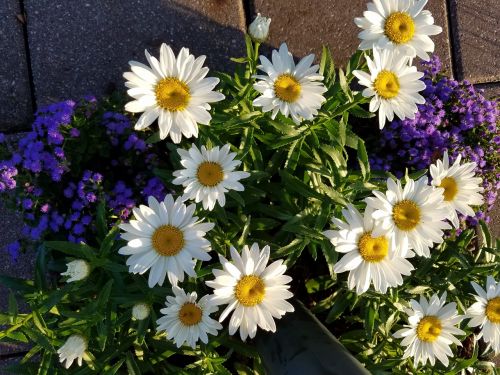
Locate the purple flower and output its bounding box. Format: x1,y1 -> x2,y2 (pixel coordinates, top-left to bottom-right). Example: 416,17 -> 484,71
6,241 -> 21,262
366,55 -> 499,224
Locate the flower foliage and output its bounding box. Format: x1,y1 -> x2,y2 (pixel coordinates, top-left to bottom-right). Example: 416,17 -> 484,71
0,13 -> 498,375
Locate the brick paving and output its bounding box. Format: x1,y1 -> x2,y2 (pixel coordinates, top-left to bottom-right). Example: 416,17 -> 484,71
0,0 -> 32,130
0,0 -> 498,367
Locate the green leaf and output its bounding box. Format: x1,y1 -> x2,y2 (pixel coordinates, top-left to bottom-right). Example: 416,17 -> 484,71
479,220 -> 493,248
364,305 -> 377,340
285,137 -> 304,172
357,138 -> 370,181
126,352 -> 142,375
321,241 -> 338,278
37,351 -> 52,375
8,290 -> 18,322
96,200 -> 108,241
97,279 -> 114,310
279,170 -> 323,200
44,241 -> 96,260
338,68 -> 353,102
0,275 -> 35,293
34,244 -> 48,291
100,225 -> 121,255
326,292 -> 355,323
145,131 -> 161,144
22,326 -> 55,353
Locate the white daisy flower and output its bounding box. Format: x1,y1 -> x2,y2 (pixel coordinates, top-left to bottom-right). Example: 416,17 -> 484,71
353,47 -> 426,129
365,177 -> 450,258
132,303 -> 150,320
61,259 -> 90,283
354,0 -> 443,61
206,243 -> 294,341
253,43 -> 327,124
394,293 -> 465,367
156,286 -> 222,348
467,276 -> 500,354
118,194 -> 214,287
57,334 -> 87,369
172,144 -> 250,211
323,204 -> 414,295
430,150 -> 484,228
123,43 -> 225,143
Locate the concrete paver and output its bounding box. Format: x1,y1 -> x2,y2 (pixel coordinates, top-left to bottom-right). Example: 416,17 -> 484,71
25,0 -> 246,106
449,0 -> 500,83
0,0 -> 33,130
252,0 -> 453,75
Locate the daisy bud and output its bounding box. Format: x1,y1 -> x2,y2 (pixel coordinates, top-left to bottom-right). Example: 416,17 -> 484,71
248,13 -> 271,42
57,334 -> 87,369
61,259 -> 90,283
132,303 -> 151,320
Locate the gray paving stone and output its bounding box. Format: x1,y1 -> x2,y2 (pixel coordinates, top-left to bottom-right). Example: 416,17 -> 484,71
25,0 -> 246,107
476,82 -> 500,100
0,0 -> 33,130
449,0 -> 500,83
252,0 -> 452,74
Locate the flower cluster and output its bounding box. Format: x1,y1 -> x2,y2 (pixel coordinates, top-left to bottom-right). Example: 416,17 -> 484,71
367,55 -> 499,224
0,6 -> 496,374
324,149 -> 487,366
353,0 -> 442,128
0,97 -> 167,256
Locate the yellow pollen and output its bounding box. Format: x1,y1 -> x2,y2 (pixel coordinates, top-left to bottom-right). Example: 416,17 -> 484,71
485,297 -> 500,324
416,316 -> 442,342
235,275 -> 265,307
178,303 -> 203,326
358,232 -> 389,262
151,225 -> 184,256
274,74 -> 301,103
155,77 -> 190,111
374,70 -> 400,99
196,162 -> 224,187
392,200 -> 421,231
384,12 -> 415,44
439,177 -> 458,202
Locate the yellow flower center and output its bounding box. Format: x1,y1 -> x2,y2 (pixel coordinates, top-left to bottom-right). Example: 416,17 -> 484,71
416,316 -> 442,342
151,225 -> 184,256
274,74 -> 301,103
155,77 -> 190,111
358,232 -> 389,263
374,70 -> 400,99
196,162 -> 224,187
178,303 -> 203,326
392,200 -> 421,231
384,12 -> 415,44
235,275 -> 266,307
485,297 -> 500,324
439,177 -> 459,202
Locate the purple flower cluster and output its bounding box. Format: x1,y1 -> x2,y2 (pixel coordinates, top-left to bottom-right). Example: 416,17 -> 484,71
0,162 -> 17,191
15,101 -> 76,181
0,97 -> 167,260
368,55 -> 499,224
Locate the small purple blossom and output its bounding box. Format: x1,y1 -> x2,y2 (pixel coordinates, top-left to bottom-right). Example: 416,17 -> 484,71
367,55 -> 499,224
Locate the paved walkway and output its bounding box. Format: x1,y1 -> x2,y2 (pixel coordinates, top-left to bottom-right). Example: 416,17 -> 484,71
0,0 -> 499,369
0,0 -> 499,131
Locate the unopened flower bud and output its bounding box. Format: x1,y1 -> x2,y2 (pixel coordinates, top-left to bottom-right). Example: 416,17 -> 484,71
132,303 -> 150,320
249,13 -> 271,42
61,259 -> 90,282
57,334 -> 87,369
